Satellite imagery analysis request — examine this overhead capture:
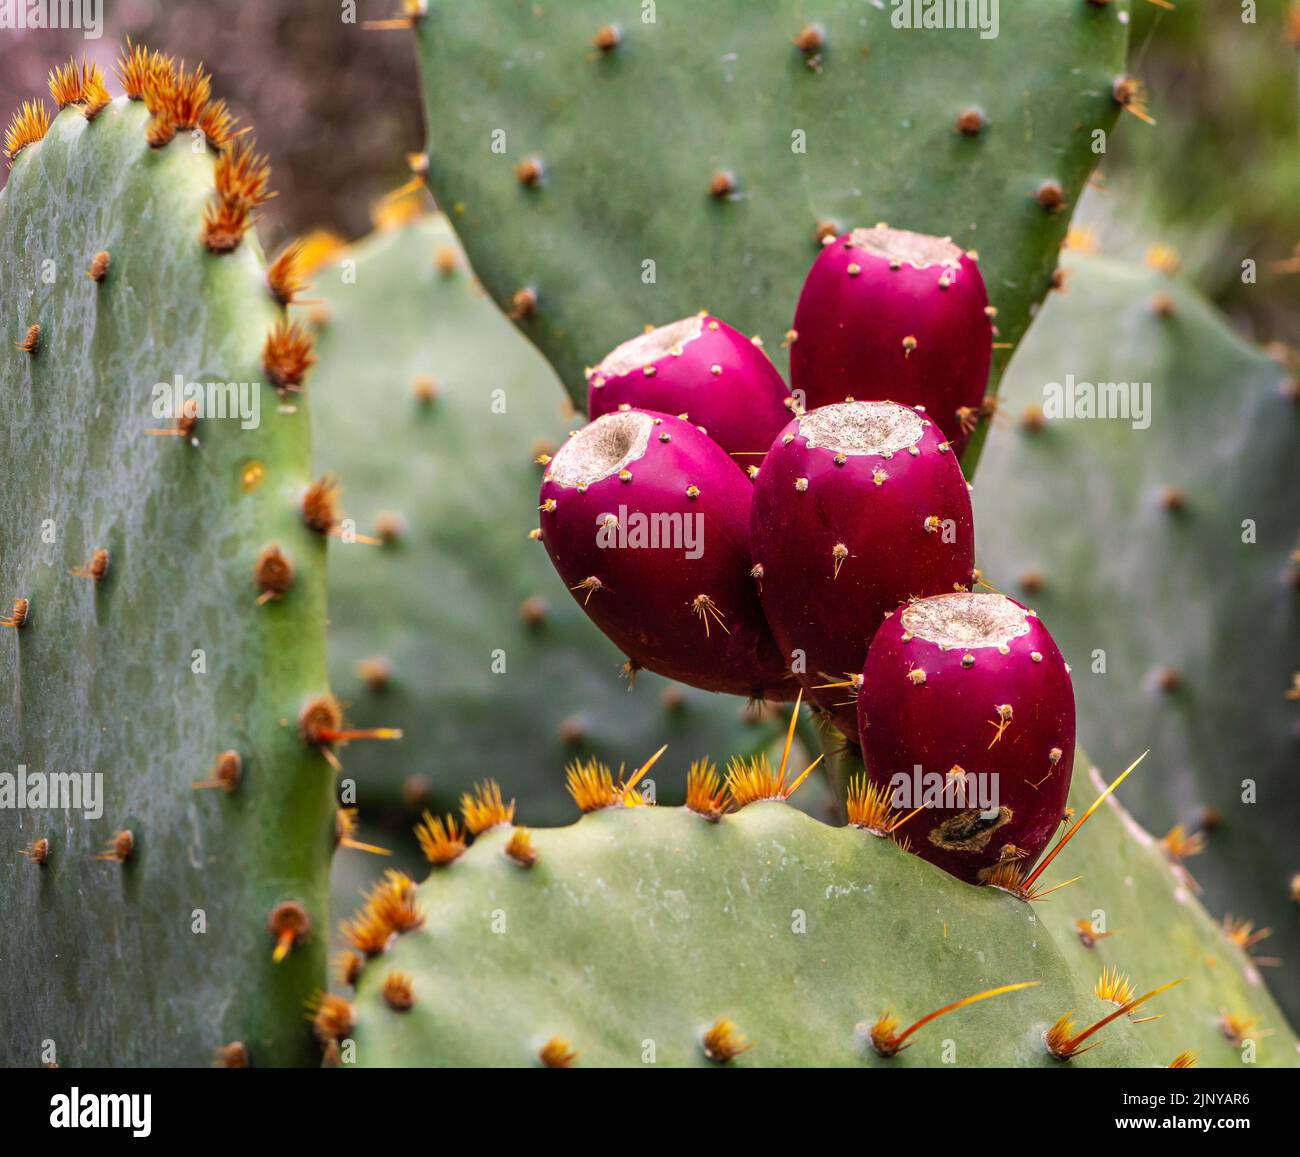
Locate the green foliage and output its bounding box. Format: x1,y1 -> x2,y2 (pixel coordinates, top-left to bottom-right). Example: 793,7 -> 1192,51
1083,0 -> 1300,324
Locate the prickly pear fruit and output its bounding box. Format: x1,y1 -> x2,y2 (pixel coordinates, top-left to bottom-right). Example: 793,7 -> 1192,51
539,410 -> 789,699
586,314 -> 792,460
858,591 -> 1075,885
790,226 -> 993,452
749,401 -> 974,731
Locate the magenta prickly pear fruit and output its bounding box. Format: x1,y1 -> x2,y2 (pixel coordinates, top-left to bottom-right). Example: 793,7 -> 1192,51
857,591 -> 1076,886
586,313 -> 792,461
539,409 -> 790,699
749,400 -> 974,732
789,225 -> 993,452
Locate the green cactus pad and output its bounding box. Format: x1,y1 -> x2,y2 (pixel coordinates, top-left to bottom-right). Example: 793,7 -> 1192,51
346,746 -> 1296,1067
974,252 -> 1300,1024
310,212 -> 788,824
1035,761 -> 1297,1068
411,0 -> 1129,465
0,93 -> 332,1066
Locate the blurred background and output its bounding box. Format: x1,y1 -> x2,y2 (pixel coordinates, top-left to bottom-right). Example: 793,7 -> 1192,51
0,0 -> 425,245
1074,0 -> 1300,347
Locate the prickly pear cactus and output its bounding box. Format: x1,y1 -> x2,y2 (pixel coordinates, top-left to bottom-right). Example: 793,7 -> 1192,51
1036,762 -> 1297,1068
973,252 -> 1300,1023
310,212 -> 784,822
410,0 -> 1130,448
0,58 -> 334,1066
343,745 -> 1297,1067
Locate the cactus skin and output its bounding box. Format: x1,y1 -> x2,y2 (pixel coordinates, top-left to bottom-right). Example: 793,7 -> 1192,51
974,251 -> 1300,1022
750,401 -> 975,732
0,88 -> 331,1065
540,410 -> 789,699
348,801 -> 1152,1067
312,214 -> 785,821
1038,761 -> 1299,1068
858,592 -> 1075,885
790,227 -> 993,452
586,314 -> 792,459
345,747 -> 1298,1067
410,0 -> 1129,452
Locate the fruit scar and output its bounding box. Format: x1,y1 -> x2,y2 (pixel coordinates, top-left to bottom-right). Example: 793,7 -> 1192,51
749,400 -> 974,732
586,313 -> 792,462
857,591 -> 1075,885
790,225 -> 993,453
538,409 -> 790,699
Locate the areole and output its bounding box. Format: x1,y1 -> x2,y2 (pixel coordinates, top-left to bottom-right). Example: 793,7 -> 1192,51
594,315 -> 704,379
900,591 -> 1031,651
797,400 -> 925,456
848,224 -> 964,270
548,411 -> 655,489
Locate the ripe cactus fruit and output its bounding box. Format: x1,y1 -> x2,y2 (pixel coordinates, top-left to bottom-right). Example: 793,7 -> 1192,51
539,410 -> 789,699
586,313 -> 792,459
407,0 -> 1127,427
790,226 -> 993,452
857,592 -> 1075,885
975,251 -> 1300,1022
749,401 -> 975,731
312,213 -> 785,822
0,54 -> 337,1066
343,750 -> 1299,1067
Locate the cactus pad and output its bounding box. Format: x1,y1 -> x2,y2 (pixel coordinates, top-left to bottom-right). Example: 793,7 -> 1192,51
411,0 -> 1129,454
974,252 -> 1300,1023
345,742 -> 1297,1067
0,70 -> 332,1066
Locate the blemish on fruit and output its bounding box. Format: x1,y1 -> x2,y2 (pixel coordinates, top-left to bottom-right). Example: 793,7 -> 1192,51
928,806 -> 1012,852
